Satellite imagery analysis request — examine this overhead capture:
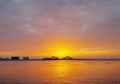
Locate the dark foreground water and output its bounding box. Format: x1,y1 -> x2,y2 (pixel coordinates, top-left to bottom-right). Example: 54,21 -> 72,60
0,60 -> 120,84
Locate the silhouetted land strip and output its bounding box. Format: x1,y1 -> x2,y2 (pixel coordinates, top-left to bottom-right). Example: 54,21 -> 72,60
1,56 -> 120,61
74,59 -> 120,61
1,59 -> 120,61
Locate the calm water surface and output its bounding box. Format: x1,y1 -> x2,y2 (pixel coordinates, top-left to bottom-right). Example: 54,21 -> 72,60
0,60 -> 120,84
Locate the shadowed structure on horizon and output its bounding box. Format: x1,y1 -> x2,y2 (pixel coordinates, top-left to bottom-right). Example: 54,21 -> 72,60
11,56 -> 20,60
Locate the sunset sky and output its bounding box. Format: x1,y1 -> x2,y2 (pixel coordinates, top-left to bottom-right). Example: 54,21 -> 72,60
0,0 -> 120,58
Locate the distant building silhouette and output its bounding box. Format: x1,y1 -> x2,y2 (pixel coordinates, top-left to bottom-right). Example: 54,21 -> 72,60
23,57 -> 29,60
11,56 -> 20,60
43,58 -> 50,60
3,58 -> 9,60
43,56 -> 59,60
62,56 -> 73,60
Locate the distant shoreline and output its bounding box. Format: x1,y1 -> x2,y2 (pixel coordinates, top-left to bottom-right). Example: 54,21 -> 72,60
1,59 -> 120,61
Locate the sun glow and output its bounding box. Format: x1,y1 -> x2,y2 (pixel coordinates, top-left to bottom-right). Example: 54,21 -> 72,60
50,44 -> 71,58
54,49 -> 70,58
43,38 -> 76,58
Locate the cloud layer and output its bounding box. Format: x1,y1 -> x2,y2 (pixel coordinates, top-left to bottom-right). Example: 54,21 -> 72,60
0,0 -> 120,57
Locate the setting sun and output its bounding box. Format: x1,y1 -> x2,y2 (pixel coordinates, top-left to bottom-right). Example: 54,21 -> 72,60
50,43 -> 71,58
54,49 -> 70,58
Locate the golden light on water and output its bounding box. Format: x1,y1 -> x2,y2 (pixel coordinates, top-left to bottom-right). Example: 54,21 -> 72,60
53,61 -> 70,77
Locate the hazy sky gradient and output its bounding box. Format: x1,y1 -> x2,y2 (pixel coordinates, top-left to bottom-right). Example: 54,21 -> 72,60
0,0 -> 120,58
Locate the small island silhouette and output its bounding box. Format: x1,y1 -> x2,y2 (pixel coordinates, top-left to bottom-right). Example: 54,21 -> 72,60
43,56 -> 73,60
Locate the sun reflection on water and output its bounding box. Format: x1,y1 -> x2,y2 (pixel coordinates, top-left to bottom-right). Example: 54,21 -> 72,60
53,61 -> 70,77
